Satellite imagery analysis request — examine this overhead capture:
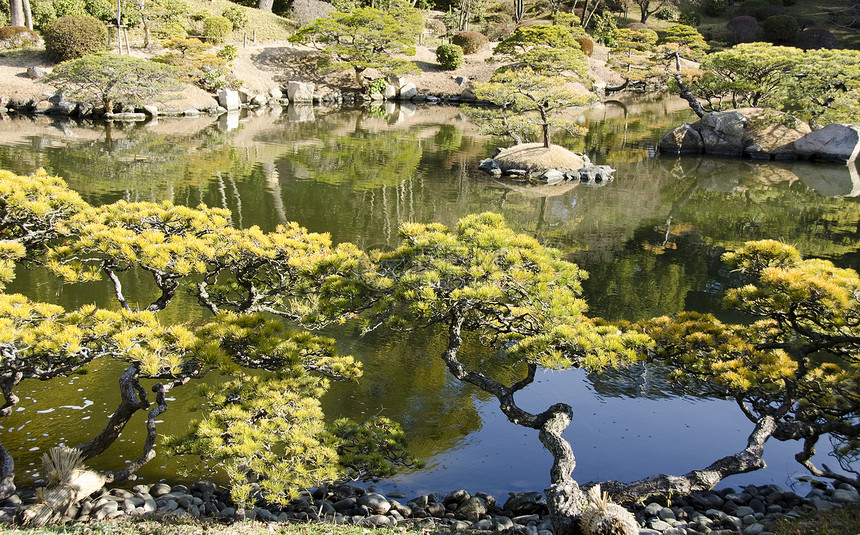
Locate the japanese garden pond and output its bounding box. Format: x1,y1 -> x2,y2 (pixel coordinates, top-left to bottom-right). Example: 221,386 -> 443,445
1,94 -> 858,498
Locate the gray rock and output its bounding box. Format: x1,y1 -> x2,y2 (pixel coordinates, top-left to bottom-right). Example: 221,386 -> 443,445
794,123 -> 860,163
811,497 -> 836,511
182,108 -> 200,117
474,518 -> 494,530
831,488 -> 860,504
358,492 -> 391,514
494,515 -> 515,530
648,519 -> 672,531
700,110 -> 749,156
644,502 -> 664,517
450,520 -> 472,530
144,498 -> 157,513
455,496 -> 487,518
538,169 -> 565,185
334,497 -> 357,512
251,94 -> 268,107
659,122 -> 704,154
735,505 -> 755,517
743,523 -> 765,535
142,105 -> 158,116
288,81 -> 316,102
269,87 -> 284,100
361,514 -> 391,526
27,66 -> 50,79
399,83 -> 418,100
161,499 -> 178,512
658,506 -> 677,521
383,84 -> 397,100
722,515 -> 743,531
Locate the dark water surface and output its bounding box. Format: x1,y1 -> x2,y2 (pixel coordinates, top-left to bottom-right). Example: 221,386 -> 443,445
1,96 -> 858,497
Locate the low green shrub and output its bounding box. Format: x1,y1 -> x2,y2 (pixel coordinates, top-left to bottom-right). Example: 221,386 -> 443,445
43,14 -> 107,62
761,14 -> 798,44
655,7 -> 678,20
726,15 -> 758,43
756,5 -> 786,21
436,43 -> 464,70
451,31 -> 489,54
222,5 -> 248,30
202,15 -> 233,43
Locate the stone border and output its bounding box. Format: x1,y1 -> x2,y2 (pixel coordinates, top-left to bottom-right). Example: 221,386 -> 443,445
2,479 -> 857,534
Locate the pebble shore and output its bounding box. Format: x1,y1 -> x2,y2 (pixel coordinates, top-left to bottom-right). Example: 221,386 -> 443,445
1,479 -> 858,534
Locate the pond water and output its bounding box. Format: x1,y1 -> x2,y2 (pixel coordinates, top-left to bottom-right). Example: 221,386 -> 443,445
1,95 -> 858,498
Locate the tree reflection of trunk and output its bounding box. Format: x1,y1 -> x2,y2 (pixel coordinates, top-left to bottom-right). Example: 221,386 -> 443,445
262,162 -> 286,225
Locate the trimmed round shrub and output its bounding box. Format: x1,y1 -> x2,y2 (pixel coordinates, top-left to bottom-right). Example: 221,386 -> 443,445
484,21 -> 516,41
436,43 -> 464,70
761,14 -> 798,44
222,5 -> 249,30
0,26 -> 42,50
655,7 -> 678,21
795,27 -> 837,50
574,36 -> 594,57
451,31 -> 489,54
726,15 -> 758,43
627,22 -> 647,30
202,15 -> 233,43
43,14 -> 107,63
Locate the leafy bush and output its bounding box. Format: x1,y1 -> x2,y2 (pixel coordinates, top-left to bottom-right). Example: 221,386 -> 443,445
155,37 -> 240,91
795,27 -> 837,50
761,14 -> 798,44
703,0 -> 728,16
154,22 -> 188,40
726,15 -> 758,43
0,10 -> 6,28
574,36 -> 594,57
436,43 -> 464,70
43,14 -> 107,63
0,26 -> 42,50
30,0 -> 58,31
222,5 -> 248,30
678,9 -> 701,26
217,44 -> 238,62
627,21 -> 647,30
590,12 -> 618,46
484,20 -> 516,41
202,15 -> 232,43
655,7 -> 678,20
553,12 -> 580,26
53,0 -> 86,18
451,30 -> 489,54
84,0 -> 113,21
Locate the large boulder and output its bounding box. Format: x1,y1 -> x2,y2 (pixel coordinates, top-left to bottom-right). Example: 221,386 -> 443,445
287,81 -> 316,103
793,123 -> 860,163
492,143 -> 587,174
661,108 -> 812,160
699,110 -> 750,156
217,89 -> 240,111
659,122 -> 705,154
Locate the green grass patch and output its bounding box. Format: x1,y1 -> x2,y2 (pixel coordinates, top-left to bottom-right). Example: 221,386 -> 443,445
769,504 -> 860,535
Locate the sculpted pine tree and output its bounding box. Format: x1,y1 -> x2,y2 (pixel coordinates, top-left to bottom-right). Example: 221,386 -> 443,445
47,53 -> 182,112
317,213 -> 651,535
288,1 -> 423,87
472,26 -> 592,148
603,240 -> 860,500
0,170 -> 411,510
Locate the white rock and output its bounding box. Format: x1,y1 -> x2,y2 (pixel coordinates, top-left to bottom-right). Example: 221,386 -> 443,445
288,81 -> 316,102
217,89 -> 240,110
